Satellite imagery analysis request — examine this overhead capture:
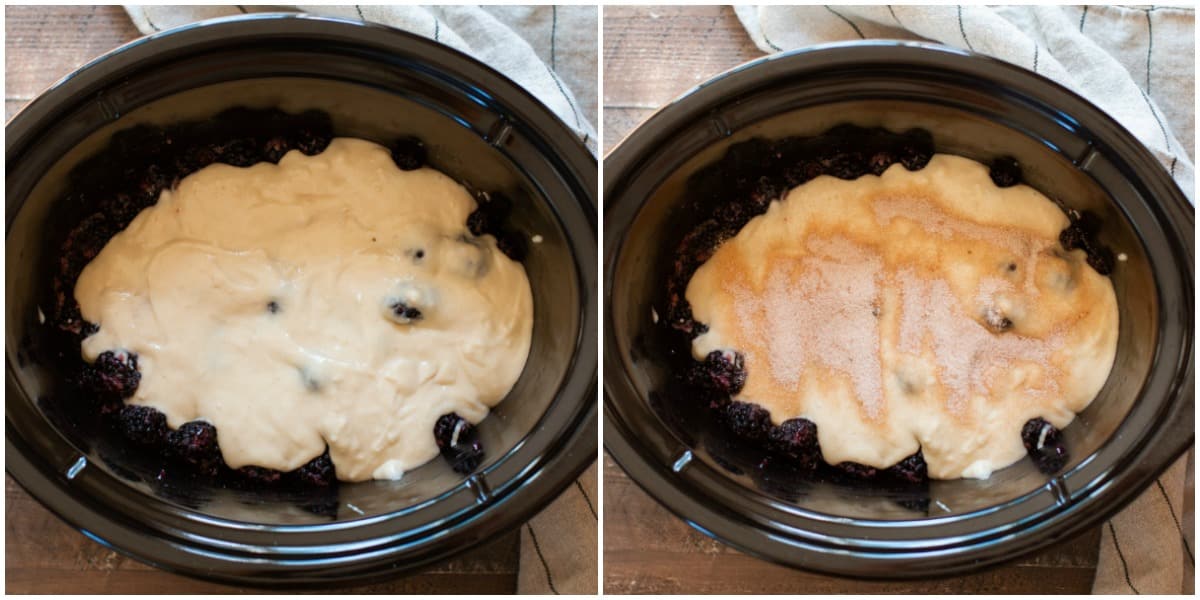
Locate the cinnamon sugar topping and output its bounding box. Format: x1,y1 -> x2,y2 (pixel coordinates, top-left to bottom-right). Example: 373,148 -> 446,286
687,154 -> 1118,479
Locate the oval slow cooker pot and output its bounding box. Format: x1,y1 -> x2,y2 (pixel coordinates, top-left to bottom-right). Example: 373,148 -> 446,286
604,41 -> 1192,578
7,14 -> 596,587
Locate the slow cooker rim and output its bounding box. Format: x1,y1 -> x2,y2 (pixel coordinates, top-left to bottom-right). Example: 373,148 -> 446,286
603,40 -> 1192,578
7,12 -> 598,179
6,13 -> 598,587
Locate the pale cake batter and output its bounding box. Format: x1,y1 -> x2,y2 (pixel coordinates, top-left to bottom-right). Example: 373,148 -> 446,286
688,154 -> 1118,479
75,138 -> 534,482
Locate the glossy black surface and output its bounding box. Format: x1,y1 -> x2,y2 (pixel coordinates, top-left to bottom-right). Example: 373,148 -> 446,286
604,41 -> 1192,577
7,14 -> 596,587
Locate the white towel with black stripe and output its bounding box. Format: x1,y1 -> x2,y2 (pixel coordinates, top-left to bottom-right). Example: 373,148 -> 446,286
735,5 -> 1194,204
737,6 -> 1195,594
123,5 -> 598,154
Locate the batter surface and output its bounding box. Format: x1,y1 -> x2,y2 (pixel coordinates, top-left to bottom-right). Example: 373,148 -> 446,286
75,138 -> 533,482
688,154 -> 1118,479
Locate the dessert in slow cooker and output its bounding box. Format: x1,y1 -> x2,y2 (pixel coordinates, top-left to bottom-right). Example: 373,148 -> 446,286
663,125 -> 1118,483
50,110 -> 532,487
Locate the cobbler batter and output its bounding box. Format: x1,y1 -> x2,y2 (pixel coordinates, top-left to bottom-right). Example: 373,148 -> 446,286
75,138 -> 533,482
687,154 -> 1118,479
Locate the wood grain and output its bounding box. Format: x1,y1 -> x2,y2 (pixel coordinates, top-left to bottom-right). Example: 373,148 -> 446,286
5,5 -> 142,105
4,6 -> 523,593
600,6 -> 1102,594
603,5 -> 762,110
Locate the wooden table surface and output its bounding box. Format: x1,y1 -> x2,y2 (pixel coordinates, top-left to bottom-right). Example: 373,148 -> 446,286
4,5 -> 524,594
601,6 -> 1103,594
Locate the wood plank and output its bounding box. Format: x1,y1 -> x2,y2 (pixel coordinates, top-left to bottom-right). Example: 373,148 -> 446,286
7,99 -> 29,121
602,453 -> 1100,594
5,5 -> 143,102
602,106 -> 653,155
6,474 -> 519,594
602,5 -> 762,109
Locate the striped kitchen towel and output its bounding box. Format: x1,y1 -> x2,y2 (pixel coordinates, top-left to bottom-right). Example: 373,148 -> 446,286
124,5 -> 598,155
736,5 -> 1194,594
735,4 -> 1194,205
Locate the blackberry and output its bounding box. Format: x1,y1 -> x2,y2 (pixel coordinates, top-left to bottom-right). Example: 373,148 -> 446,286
434,413 -> 485,474
166,421 -> 224,476
835,462 -> 879,479
466,192 -> 515,241
1059,224 -> 1088,251
767,418 -> 820,470
886,450 -> 929,484
137,164 -> 175,203
292,129 -> 331,156
100,193 -> 142,229
748,176 -> 783,207
1021,417 -> 1069,474
495,231 -> 527,262
1058,212 -> 1113,276
466,209 -> 492,237
983,307 -> 1013,332
867,150 -> 894,175
292,450 -> 337,487
115,404 -> 168,447
237,465 -> 282,484
783,160 -> 824,187
388,301 -> 423,323
713,201 -> 748,227
390,137 -> 426,171
1086,248 -> 1114,276
824,151 -> 869,180
215,137 -> 263,168
174,145 -> 218,178
989,156 -> 1022,188
897,129 -> 934,171
262,136 -> 290,163
689,351 -> 747,395
720,401 -> 772,441
78,351 -> 141,406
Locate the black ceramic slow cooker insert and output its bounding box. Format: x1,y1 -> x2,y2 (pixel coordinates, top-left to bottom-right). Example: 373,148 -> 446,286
604,41 -> 1192,578
7,14 -> 597,587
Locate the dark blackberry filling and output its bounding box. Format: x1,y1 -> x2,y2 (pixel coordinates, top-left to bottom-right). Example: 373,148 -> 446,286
388,301 -> 423,323
236,465 -> 283,485
1021,417 -> 1069,474
654,125 -> 1100,492
1059,209 -> 1114,275
718,401 -> 773,442
989,156 -> 1022,187
688,350 -> 746,395
115,404 -> 168,448
76,350 -> 140,412
433,412 -> 485,473
466,191 -> 525,261
767,418 -> 820,471
44,108 -> 513,490
291,450 -> 337,487
166,421 -> 225,477
389,136 -> 426,171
